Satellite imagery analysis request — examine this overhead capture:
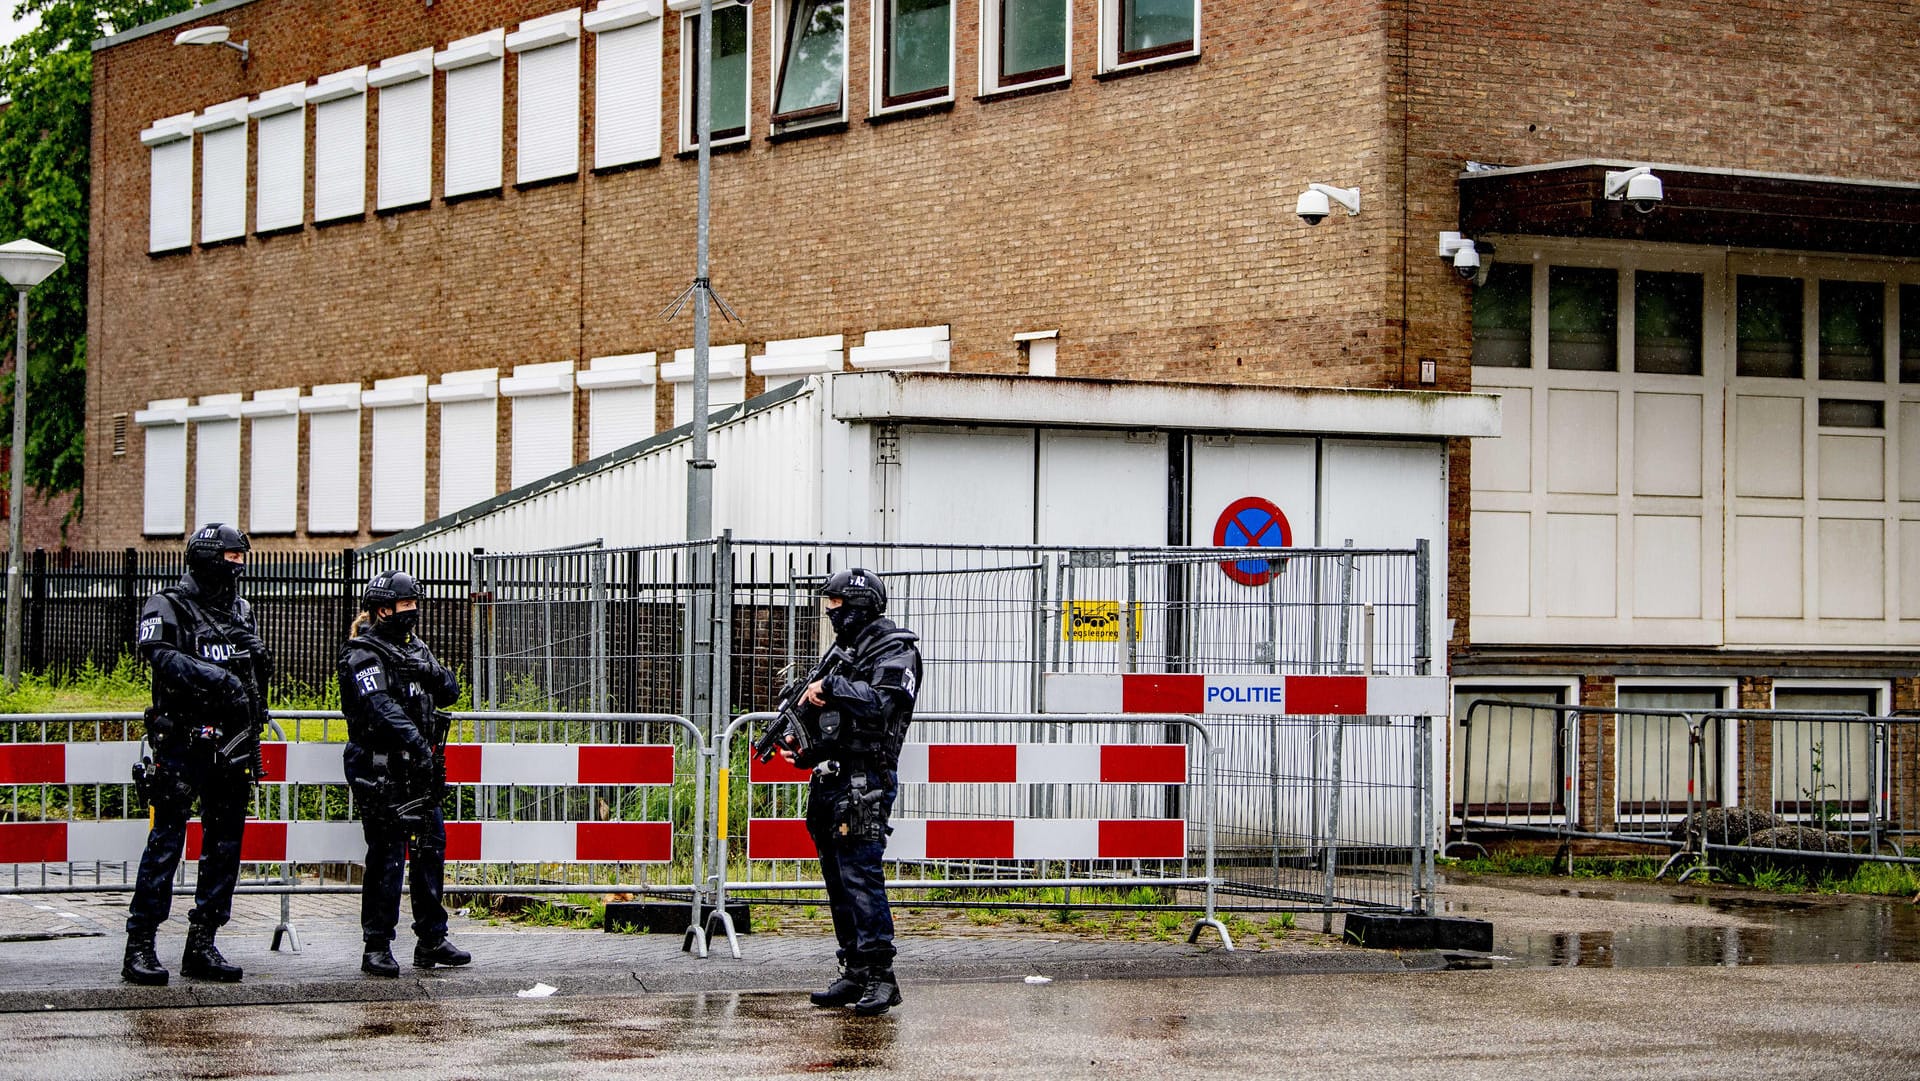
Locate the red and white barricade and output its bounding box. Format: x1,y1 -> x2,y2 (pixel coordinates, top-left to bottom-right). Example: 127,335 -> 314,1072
743,741 -> 1191,862
1043,672 -> 1450,716
0,741 -> 675,787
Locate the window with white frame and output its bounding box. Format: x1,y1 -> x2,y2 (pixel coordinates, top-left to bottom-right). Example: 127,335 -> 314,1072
241,389 -> 300,533
136,400 -> 188,535
1771,685 -> 1881,820
371,49 -> 434,210
509,10 -> 582,184
1099,0 -> 1196,71
751,335 -> 842,391
310,66 -> 368,223
438,29 -> 506,198
588,1 -> 665,168
772,0 -> 845,126
678,1 -> 751,148
300,383 -> 363,534
503,362 -> 577,487
365,376 -> 428,532
142,115 -> 194,253
663,345 -> 746,426
981,0 -> 1067,93
1614,685 -> 1728,815
251,84 -> 307,233
196,99 -> 248,244
431,369 -> 500,516
848,324 -> 950,370
580,354 -> 659,458
189,395 -> 243,529
875,0 -> 950,110
1450,683 -> 1571,815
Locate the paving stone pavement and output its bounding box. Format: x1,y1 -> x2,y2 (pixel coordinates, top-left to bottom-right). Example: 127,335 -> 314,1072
0,889 -> 1434,1013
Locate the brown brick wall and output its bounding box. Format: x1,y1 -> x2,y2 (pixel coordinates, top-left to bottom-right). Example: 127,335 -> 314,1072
86,0 -> 1403,549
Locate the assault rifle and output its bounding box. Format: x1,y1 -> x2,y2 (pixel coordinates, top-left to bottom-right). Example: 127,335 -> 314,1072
389,709 -> 454,832
751,645 -> 854,764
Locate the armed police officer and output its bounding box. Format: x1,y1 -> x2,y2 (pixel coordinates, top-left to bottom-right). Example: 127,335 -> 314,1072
123,524 -> 271,986
785,568 -> 922,1016
339,571 -> 470,977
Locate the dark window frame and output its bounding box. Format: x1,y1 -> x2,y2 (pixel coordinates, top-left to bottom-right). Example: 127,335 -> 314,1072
773,0 -> 847,126
880,0 -> 952,108
685,6 -> 751,144
1114,0 -> 1195,66
997,0 -> 1066,87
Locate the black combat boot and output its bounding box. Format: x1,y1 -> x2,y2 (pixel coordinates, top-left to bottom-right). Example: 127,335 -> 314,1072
361,943 -> 400,978
413,937 -> 472,969
121,930 -> 169,986
851,969 -> 901,1016
180,923 -> 243,982
809,966 -> 867,1007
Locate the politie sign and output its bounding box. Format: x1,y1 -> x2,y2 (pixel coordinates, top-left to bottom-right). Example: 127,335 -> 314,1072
1212,496 -> 1291,587
1043,672 -> 1451,717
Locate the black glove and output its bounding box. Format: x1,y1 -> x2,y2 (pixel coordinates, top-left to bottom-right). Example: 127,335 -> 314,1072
235,629 -> 274,681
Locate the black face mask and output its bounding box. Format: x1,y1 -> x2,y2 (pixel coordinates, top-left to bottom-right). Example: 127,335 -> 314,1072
375,610 -> 418,643
194,558 -> 245,595
828,604 -> 873,639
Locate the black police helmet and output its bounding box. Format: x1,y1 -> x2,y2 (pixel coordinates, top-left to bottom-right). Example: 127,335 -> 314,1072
361,570 -> 423,612
819,568 -> 887,613
185,523 -> 250,574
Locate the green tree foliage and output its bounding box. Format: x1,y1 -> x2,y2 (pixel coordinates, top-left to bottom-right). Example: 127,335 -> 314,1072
0,1 -> 192,513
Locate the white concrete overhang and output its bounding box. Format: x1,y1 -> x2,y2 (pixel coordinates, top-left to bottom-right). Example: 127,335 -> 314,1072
828,371 -> 1502,439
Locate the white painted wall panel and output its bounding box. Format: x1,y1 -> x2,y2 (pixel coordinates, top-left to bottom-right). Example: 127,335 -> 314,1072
193,418 -> 241,528
1473,386 -> 1530,493
199,124 -> 248,243
254,108 -> 306,232
1545,512 -> 1616,617
897,428 -> 1033,544
1735,516 -> 1803,618
1633,392 -> 1703,498
376,76 -> 433,209
1471,510 -> 1530,617
1546,389 -> 1617,495
438,398 -> 500,515
147,138 -> 193,252
516,40 -> 580,182
142,423 -> 187,535
444,60 -> 505,196
1736,395 -> 1803,499
313,92 -> 367,222
1036,431 -> 1165,545
1818,518 -> 1884,619
1902,520 -> 1920,620
1322,440 -> 1448,668
593,19 -> 663,168
1818,435 -> 1884,502
370,404 -> 427,531
1633,515 -> 1702,618
1188,437 -> 1316,548
1903,404 -> 1920,503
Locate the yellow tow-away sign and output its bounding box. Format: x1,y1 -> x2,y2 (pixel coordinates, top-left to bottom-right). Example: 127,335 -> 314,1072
1063,601 -> 1143,642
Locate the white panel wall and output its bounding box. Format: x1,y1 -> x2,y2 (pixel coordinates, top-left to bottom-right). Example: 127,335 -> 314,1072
366,377 -> 429,532
581,353 -> 658,458
433,369 -> 501,516
373,51 -> 434,210
311,67 -> 369,223
251,85 -> 307,232
664,346 -> 746,426
1189,437 -> 1317,548
510,10 -> 582,183
587,2 -> 664,168
190,395 -> 243,530
143,117 -> 194,253
196,101 -> 248,244
896,427 -> 1034,543
242,389 -> 300,534
1036,430 -> 1165,545
439,31 -> 506,198
137,400 -> 188,536
302,384 -> 363,534
504,362 -> 577,487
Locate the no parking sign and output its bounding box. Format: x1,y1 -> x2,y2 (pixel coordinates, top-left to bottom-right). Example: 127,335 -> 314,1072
1212,496 -> 1291,587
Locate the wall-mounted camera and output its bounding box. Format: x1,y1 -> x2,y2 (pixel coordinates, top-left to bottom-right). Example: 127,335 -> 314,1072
1604,166 -> 1664,214
1295,184 -> 1360,226
1437,231 -> 1491,286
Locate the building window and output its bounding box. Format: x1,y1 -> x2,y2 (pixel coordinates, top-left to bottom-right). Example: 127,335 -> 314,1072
1107,0 -> 1195,68
1546,265 -> 1617,372
365,376 -> 428,533
1615,686 -> 1725,813
1771,687 -> 1879,818
437,30 -> 507,199
985,0 -> 1067,90
588,3 -> 665,169
189,396 -> 242,530
503,362 -> 577,488
663,346 -> 747,425
1818,279 -> 1884,382
1901,284 -> 1920,384
142,115 -> 194,253
878,0 -> 950,109
196,100 -> 249,244
1633,270 -> 1702,376
1817,398 -> 1883,429
241,389 -> 299,534
430,369 -> 501,517
251,86 -> 307,233
136,400 -> 189,536
301,384 -> 363,534
581,354 -> 659,458
1450,685 -> 1568,815
371,49 -> 435,211
682,3 -> 751,147
310,67 -> 368,223
774,0 -> 846,124
1471,262 -> 1530,368
1736,274 -> 1802,379
509,11 -> 583,185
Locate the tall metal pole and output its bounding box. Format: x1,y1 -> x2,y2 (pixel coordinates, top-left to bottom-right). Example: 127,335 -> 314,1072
686,0 -> 718,542
4,288 -> 27,688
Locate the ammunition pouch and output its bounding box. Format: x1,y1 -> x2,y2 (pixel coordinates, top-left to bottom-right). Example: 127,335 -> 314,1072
832,773 -> 891,842
132,755 -> 196,817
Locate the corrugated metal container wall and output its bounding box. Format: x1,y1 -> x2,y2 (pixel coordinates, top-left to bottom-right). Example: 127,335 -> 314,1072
377,385 -> 822,554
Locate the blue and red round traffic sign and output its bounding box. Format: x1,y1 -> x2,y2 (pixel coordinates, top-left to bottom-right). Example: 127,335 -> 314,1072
1212,496 -> 1292,587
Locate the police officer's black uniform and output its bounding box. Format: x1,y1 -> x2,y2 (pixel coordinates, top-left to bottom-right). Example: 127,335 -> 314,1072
338,570 -> 470,977
799,568 -> 922,1016
122,523 -> 269,986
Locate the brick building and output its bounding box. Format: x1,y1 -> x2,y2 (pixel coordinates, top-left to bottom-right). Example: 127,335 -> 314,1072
83,1 -> 1920,822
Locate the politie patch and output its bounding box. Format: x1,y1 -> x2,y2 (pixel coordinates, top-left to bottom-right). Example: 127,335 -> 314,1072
137,616 -> 163,644
354,664 -> 386,694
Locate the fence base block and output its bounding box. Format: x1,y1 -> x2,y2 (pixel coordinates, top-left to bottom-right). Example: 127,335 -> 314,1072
607,901 -> 750,935
1343,914 -> 1492,952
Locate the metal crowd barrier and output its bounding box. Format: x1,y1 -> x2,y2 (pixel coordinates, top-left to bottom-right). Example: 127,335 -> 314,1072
703,711 -> 1231,959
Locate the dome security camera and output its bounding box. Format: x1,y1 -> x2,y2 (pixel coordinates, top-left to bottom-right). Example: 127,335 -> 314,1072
1605,167 -> 1664,214
1452,241 -> 1481,279
1295,188 -> 1331,226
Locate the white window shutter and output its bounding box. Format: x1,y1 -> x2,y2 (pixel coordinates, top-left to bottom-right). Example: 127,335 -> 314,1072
243,389 -> 300,533
511,10 -> 581,184
373,52 -> 434,210
189,396 -> 242,529
439,31 -> 506,198
197,102 -> 249,244
436,399 -> 499,514
302,384 -> 363,534
664,346 -> 747,426
590,15 -> 663,169
143,118 -> 193,253
366,377 -> 428,532
136,401 -> 188,535
312,69 -> 368,223
588,386 -> 655,457
509,394 -> 574,485
253,99 -> 306,233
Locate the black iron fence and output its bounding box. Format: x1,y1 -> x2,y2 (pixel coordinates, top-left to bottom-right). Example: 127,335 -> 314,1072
5,547 -> 473,694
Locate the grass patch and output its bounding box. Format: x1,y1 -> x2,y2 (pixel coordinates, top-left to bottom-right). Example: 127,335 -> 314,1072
1456,846 -> 1920,899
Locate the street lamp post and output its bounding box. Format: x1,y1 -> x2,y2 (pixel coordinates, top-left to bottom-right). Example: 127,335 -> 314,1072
0,239 -> 67,689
